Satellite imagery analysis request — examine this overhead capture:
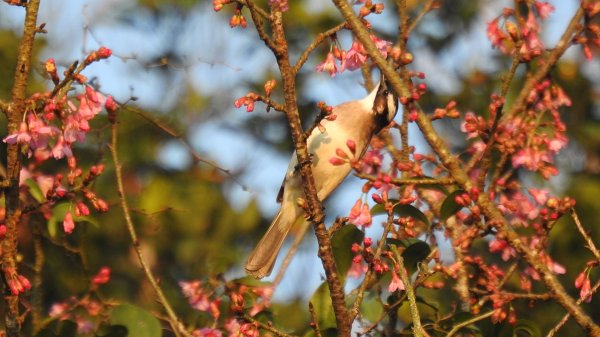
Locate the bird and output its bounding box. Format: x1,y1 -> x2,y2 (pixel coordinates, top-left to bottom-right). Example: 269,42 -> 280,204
245,74 -> 399,278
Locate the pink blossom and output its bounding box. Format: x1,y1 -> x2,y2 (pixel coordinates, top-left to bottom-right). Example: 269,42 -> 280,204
547,134 -> 567,153
3,122 -> 31,145
63,211 -> 75,234
51,136 -> 73,159
49,302 -> 69,318
534,1 -> 554,20
488,239 -> 517,261
348,260 -> 368,278
388,270 -> 405,292
78,87 -> 105,120
345,41 -> 367,71
487,17 -> 508,50
528,188 -> 549,205
370,34 -> 391,58
224,318 -> 241,336
92,267 -> 111,285
194,328 -> 223,337
316,52 -> 338,77
349,200 -> 372,227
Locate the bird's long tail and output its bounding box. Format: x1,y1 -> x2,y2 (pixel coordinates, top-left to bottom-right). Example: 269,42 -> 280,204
245,210 -> 296,278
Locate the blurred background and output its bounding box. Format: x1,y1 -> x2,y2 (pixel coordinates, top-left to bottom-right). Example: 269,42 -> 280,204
0,0 -> 599,335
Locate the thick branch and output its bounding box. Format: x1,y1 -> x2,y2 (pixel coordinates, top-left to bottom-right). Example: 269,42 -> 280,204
268,10 -> 350,337
331,1 -> 600,335
3,1 -> 42,336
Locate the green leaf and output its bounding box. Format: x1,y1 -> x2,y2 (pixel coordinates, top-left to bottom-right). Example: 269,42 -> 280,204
34,319 -> 77,337
24,178 -> 46,202
513,319 -> 542,337
109,304 -> 161,337
310,282 -> 336,329
47,202 -> 100,237
440,189 -> 466,221
388,239 -> 431,274
360,297 -> 384,322
331,225 -> 364,281
96,324 -> 129,337
47,202 -> 70,238
371,201 -> 430,227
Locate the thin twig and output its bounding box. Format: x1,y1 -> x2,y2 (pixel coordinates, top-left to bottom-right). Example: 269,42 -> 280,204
571,208 -> 600,261
243,314 -> 299,337
355,173 -> 456,186
127,105 -> 249,191
308,302 -> 323,337
109,120 -> 192,337
391,245 -> 429,337
245,0 -> 279,52
293,22 -> 347,74
349,215 -> 394,321
546,280 -> 600,337
445,310 -> 495,337
406,0 -> 436,36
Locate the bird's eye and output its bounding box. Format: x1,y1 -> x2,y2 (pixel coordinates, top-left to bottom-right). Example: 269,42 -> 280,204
382,89 -> 389,96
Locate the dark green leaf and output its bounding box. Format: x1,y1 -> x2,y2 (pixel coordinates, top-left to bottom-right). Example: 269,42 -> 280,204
109,304 -> 161,337
440,189 -> 466,221
388,239 -> 431,274
371,201 -> 430,226
514,319 -> 542,337
24,178 -> 46,202
310,282 -> 335,329
35,320 -> 77,337
331,225 -> 364,281
96,324 -> 128,337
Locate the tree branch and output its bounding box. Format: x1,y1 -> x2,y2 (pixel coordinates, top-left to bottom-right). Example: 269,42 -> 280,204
109,117 -> 193,337
3,1 -> 42,335
268,9 -> 350,336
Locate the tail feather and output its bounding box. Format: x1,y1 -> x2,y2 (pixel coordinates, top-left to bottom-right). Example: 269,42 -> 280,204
245,210 -> 294,278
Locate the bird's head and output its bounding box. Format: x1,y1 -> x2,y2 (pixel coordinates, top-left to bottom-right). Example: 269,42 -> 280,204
371,73 -> 399,132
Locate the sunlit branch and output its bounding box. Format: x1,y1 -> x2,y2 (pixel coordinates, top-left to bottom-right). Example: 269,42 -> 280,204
355,173 -> 456,186
390,245 -> 428,337
243,314 -> 298,337
245,0 -> 279,53
445,310 -> 495,337
546,280 -> 600,337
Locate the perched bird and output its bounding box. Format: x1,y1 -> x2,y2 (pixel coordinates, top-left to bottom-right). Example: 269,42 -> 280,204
245,74 -> 399,278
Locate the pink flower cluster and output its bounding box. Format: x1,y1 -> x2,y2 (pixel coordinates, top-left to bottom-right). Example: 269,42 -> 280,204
3,87 -> 114,163
316,36 -> 391,77
487,2 -> 554,61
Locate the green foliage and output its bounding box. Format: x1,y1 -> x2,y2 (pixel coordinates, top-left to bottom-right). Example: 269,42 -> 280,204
331,225 -> 364,281
440,189 -> 466,221
109,304 -> 162,337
